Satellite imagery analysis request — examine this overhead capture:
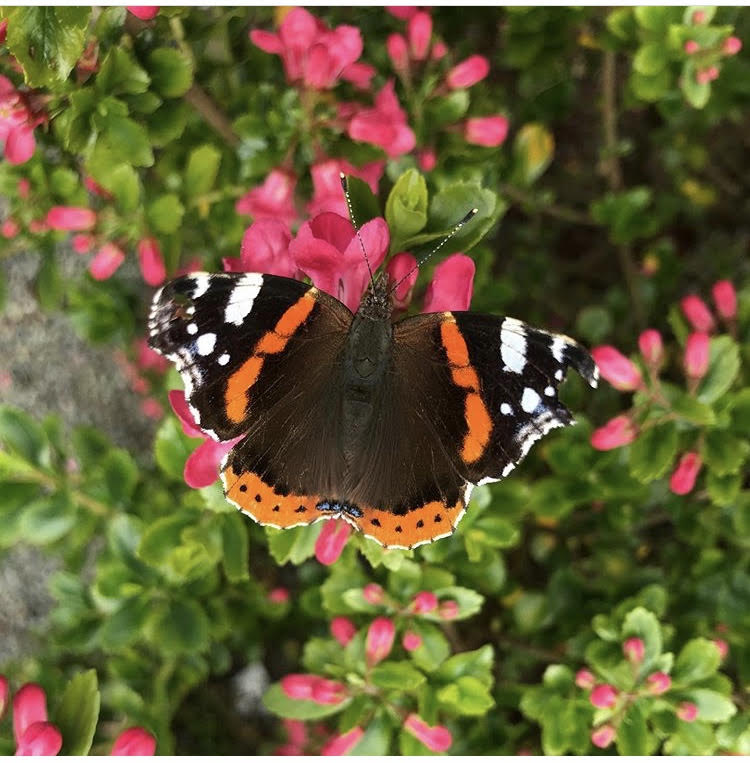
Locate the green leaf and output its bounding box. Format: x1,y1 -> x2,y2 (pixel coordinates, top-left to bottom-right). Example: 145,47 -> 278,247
36,255 -> 64,311
138,513 -> 194,566
98,596 -> 153,649
709,472 -> 741,507
629,423 -> 678,483
92,111 -> 154,168
437,675 -> 495,715
617,701 -> 652,756
351,713 -> 392,755
150,598 -> 210,654
148,194 -> 185,234
673,638 -> 721,685
148,47 -> 194,98
513,591 -> 547,633
408,622 -> 451,672
426,89 -> 470,126
103,164 -> 141,214
6,7 -> 90,87
154,417 -> 195,481
345,175 -> 381,226
102,448 -> 138,504
633,43 -> 667,76
96,47 -> 150,95
371,661 -> 425,690
433,586 -> 484,621
435,645 -> 494,686
263,683 -> 349,720
385,169 -> 428,245
221,511 -> 250,582
698,336 -> 740,404
20,494 -> 77,545
266,523 -> 321,565
681,60 -> 711,109
0,405 -> 47,464
701,430 -> 749,476
622,607 -> 662,669
185,144 -> 222,197
687,689 -> 737,723
669,389 -> 716,426
147,100 -> 189,146
55,670 -> 100,755
511,123 -> 554,186
634,6 -> 673,32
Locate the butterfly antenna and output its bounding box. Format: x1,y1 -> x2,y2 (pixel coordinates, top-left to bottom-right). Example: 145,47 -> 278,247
389,207 -> 479,296
340,172 -> 375,288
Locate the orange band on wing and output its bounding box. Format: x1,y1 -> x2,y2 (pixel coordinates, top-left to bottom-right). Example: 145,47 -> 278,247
224,290 -> 317,424
440,315 -> 492,464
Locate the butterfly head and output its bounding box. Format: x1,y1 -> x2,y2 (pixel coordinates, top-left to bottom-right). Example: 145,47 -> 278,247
356,271 -> 392,322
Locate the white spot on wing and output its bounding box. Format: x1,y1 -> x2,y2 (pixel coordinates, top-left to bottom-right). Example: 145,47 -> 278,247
218,353 -> 230,366
551,335 -> 567,363
225,273 -> 264,326
521,387 -> 541,413
196,333 -> 216,356
500,402 -> 512,415
502,463 -> 515,477
478,475 -> 500,486
555,369 -> 564,381
544,386 -> 555,397
192,274 -> 210,299
501,317 -> 527,373
187,323 -> 198,335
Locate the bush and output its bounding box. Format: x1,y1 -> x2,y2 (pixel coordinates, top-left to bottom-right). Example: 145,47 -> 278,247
0,5 -> 748,755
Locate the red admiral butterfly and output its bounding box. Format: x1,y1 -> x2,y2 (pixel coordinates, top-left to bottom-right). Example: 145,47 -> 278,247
148,219 -> 598,550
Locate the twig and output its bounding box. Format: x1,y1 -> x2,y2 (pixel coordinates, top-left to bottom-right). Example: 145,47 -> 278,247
498,183 -> 598,227
184,84 -> 240,148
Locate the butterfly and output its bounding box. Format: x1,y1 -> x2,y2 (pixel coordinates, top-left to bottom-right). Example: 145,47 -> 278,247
148,256 -> 598,550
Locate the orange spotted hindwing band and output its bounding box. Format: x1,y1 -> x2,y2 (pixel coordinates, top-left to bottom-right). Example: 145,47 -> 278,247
224,289 -> 318,424
440,314 -> 492,464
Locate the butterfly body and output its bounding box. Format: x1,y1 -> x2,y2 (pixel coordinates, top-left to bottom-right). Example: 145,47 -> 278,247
148,270 -> 598,549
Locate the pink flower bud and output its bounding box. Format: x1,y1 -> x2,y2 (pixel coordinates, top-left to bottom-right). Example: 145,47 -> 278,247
411,591 -> 438,614
363,583 -> 384,605
387,33 -> 409,72
646,671 -> 671,695
366,617 -> 395,665
315,519 -> 352,565
111,727 -> 157,755
724,36 -> 742,55
408,12 -> 432,61
623,637 -> 645,663
684,40 -> 700,54
684,332 -> 710,379
707,66 -> 720,80
13,684 -> 48,744
46,205 -> 96,231
1,218 -> 19,238
268,587 -> 289,604
311,678 -> 348,705
89,242 -> 125,280
713,638 -> 729,660
330,616 -> 357,646
17,178 -> 30,198
0,676 -> 8,720
591,725 -> 616,749
464,115 -> 509,147
84,175 -> 111,198
0,19 -> 6,45
281,674 -> 316,700
127,6 -> 159,20
638,329 -> 664,367
15,721 -> 63,756
692,10 -> 707,23
321,726 -> 364,756
589,684 -> 618,709
677,702 -> 698,722
591,346 -> 643,391
140,397 -> 163,420
590,415 -> 638,451
712,280 -> 737,320
438,599 -> 459,620
696,68 -> 713,85
386,251 -> 418,310
575,669 -> 596,690
404,714 -> 452,752
137,236 -> 166,287
669,452 -> 702,495
417,148 -> 437,172
283,719 -> 307,749
72,233 -> 94,254
402,631 -> 422,651
446,55 -> 490,90
431,40 -> 447,60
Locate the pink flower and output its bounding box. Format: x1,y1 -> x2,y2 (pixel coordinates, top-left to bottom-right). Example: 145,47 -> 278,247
89,243 -> 125,281
724,36 -> 742,55
591,725 -> 615,749
388,7 -> 418,20
431,40 -> 447,60
638,329 -> 664,367
713,638 -> 729,660
623,637 -> 645,663
321,726 -> 364,756
135,338 -> 169,374
268,587 -> 290,604
13,684 -> 48,744
1,218 -> 19,238
692,10 -> 707,23
281,675 -> 347,705
363,583 -> 384,605
575,669 -> 596,690
341,62 -> 375,91
590,415 -> 637,450
681,295 -> 715,332
402,631 -> 422,651
670,452 -> 702,495
591,346 -> 643,391
84,175 -> 112,199
307,158 -> 384,218
348,80 -> 416,158
684,40 -> 700,54
386,252 -> 418,311
236,169 -> 297,227
590,684 -> 618,709
250,8 -> 363,90
423,254 -> 475,312
224,219 -> 296,278
712,280 -> 737,320
0,76 -> 38,165
311,679 -> 348,705
408,12 -> 432,61
283,719 -> 307,749
684,332 -> 710,379
72,234 -> 94,254
5,123 -> 35,164
16,722 -> 63,756
417,148 -> 437,172
438,600 -> 459,620
677,702 -> 698,722
127,6 -> 159,20
137,237 -> 166,287
411,591 -> 438,614
404,714 -> 452,752
696,68 -> 715,84
464,115 -> 509,147
140,398 -> 163,420
168,390 -> 238,489
330,616 -> 357,646
46,205 -> 96,232
315,519 -> 352,565
0,676 -> 7,719
111,727 -> 157,755
366,617 -> 395,665
290,212 -> 389,311
446,55 -> 490,90
387,33 -> 409,72
646,671 -> 671,695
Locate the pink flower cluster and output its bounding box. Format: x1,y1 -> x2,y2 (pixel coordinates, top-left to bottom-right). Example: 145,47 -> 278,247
590,280 -> 739,496
0,75 -> 44,165
684,30 -> 743,84
1,677 -> 155,755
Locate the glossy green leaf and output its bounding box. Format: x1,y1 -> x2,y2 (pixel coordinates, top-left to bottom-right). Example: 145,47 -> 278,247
437,675 -> 495,715
266,523 -> 321,565
385,169 -> 428,245
148,48 -> 194,98
698,336 -> 740,404
55,670 -> 100,755
185,144 -> 222,197
148,194 -> 185,234
617,701 -> 652,755
673,638 -> 721,684
629,423 -> 678,483
221,511 -> 250,582
371,661 -> 425,690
